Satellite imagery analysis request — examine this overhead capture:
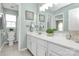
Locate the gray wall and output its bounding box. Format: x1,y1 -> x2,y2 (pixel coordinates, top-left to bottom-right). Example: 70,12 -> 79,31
3,8 -> 18,15
17,3 -> 38,49
0,3 -> 3,13
0,3 -> 5,47
54,3 -> 79,31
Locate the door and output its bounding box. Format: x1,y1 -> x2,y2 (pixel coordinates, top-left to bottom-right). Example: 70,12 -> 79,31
56,20 -> 63,31
5,14 -> 16,42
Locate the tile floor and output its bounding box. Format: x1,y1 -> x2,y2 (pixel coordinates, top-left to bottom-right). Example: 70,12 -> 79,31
0,43 -> 32,56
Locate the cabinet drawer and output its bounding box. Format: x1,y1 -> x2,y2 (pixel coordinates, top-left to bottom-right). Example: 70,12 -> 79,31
37,38 -> 47,47
48,50 -> 59,56
48,42 -> 74,56
74,50 -> 79,56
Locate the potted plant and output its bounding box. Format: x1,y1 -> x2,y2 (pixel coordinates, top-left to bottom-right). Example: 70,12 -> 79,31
46,28 -> 53,36
53,29 -> 57,32
46,28 -> 57,36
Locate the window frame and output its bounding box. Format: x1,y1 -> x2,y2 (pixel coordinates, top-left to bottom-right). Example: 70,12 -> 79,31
5,14 -> 16,28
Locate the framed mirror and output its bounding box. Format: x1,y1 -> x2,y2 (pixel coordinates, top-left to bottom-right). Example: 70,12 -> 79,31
47,15 -> 51,29
55,13 -> 64,31
39,14 -> 45,22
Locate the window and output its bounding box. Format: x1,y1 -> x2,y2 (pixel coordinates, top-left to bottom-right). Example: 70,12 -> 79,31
6,14 -> 16,28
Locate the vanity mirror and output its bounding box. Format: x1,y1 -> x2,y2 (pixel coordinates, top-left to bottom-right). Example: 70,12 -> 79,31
47,15 -> 51,29
55,13 -> 64,31
69,8 -> 79,31
39,14 -> 45,22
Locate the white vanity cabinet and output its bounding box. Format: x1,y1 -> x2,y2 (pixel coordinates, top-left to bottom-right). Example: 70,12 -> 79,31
27,35 -> 37,55
27,32 -> 79,56
37,44 -> 47,56
74,50 -> 79,56
48,50 -> 59,56
31,36 -> 37,56
48,42 -> 74,56
27,34 -> 48,56
37,39 -> 48,56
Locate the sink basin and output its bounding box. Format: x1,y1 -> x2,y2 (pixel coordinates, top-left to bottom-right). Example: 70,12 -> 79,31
38,32 -> 42,35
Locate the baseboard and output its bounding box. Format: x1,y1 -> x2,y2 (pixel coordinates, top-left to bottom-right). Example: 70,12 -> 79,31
19,48 -> 27,51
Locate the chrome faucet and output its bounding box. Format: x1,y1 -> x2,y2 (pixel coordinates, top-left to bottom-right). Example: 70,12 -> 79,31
29,22 -> 34,32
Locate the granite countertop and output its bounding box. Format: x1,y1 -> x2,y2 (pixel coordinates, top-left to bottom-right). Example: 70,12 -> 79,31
27,31 -> 79,51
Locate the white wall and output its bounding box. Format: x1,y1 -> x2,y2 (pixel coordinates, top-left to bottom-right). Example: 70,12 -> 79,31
17,3 -> 38,50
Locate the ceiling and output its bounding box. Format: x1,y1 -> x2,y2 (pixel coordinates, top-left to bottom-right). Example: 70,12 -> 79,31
2,3 -> 19,11
45,3 -> 71,12
2,3 -> 43,11
2,3 -> 71,12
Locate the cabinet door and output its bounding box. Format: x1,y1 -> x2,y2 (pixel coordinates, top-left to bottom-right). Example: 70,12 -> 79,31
37,38 -> 47,56
48,42 -> 74,56
31,36 -> 37,56
37,44 -> 47,56
48,51 -> 58,56
74,50 -> 79,56
27,35 -> 31,51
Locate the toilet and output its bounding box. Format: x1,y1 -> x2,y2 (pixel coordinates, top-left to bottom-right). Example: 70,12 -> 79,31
7,29 -> 15,46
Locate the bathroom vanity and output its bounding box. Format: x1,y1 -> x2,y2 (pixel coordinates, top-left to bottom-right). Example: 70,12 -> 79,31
27,32 -> 79,56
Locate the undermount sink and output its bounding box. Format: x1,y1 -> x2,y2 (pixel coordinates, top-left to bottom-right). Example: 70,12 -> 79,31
38,32 -> 42,35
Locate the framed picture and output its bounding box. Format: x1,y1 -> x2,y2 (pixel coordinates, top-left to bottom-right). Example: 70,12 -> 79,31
25,10 -> 34,20
39,14 -> 45,22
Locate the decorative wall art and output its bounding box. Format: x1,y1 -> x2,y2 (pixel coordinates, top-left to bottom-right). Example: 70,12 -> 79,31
25,10 -> 34,20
